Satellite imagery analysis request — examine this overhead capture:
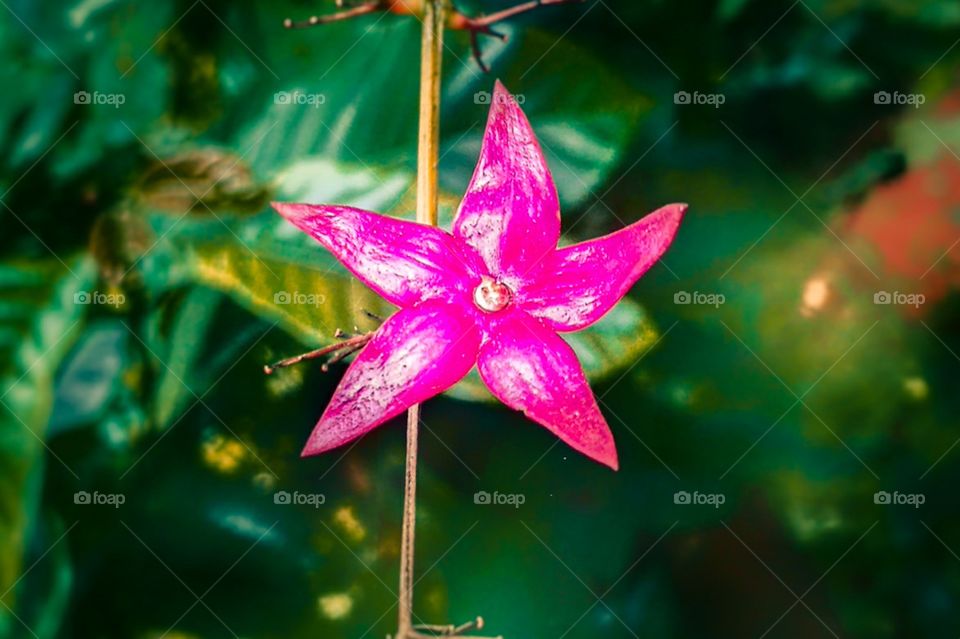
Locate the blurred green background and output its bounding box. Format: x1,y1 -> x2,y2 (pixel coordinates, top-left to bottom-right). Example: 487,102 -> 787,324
3,0 -> 960,637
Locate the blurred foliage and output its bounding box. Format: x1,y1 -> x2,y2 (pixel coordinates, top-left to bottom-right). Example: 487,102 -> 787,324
2,0 -> 960,638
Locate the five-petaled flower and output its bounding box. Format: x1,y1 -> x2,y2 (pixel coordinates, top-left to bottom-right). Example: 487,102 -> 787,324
272,81 -> 685,470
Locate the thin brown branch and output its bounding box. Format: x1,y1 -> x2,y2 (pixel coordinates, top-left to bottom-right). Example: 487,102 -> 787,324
448,0 -> 583,70
262,332 -> 373,374
462,0 -> 584,29
282,2 -> 381,29
412,616 -> 502,637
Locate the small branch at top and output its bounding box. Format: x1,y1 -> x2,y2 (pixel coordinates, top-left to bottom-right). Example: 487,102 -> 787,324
454,0 -> 583,29
283,2 -> 381,29
282,0 -> 413,29
281,0 -> 584,72
448,0 -> 584,71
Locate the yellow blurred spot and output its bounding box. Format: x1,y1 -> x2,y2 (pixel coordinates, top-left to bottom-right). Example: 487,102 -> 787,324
334,506 -> 366,543
193,248 -> 235,287
318,592 -> 353,620
202,434 -> 247,473
122,362 -> 142,389
423,586 -> 446,614
266,363 -> 304,397
903,376 -> 929,401
800,276 -> 830,317
378,536 -> 401,559
252,471 -> 277,491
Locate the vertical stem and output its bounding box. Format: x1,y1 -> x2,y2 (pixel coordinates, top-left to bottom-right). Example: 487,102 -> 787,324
398,1 -> 444,636
398,405 -> 420,638
415,0 -> 444,228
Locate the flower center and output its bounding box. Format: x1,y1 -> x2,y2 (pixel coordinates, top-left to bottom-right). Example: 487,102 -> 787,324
473,276 -> 512,313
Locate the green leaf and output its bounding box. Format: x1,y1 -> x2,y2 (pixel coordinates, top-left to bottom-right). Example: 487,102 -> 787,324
210,15 -> 645,214
184,234 -> 392,345
165,158 -> 405,345
48,322 -> 128,435
274,157 -> 412,212
150,287 -> 222,429
0,258 -> 91,631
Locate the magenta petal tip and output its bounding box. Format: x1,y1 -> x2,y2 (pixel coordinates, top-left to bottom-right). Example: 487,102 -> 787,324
660,201 -> 688,224
300,427 -> 336,457
657,202 -> 688,243
598,445 -> 620,471
271,201 -> 314,222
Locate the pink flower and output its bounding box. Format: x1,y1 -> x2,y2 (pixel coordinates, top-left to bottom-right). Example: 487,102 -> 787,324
272,81 -> 685,470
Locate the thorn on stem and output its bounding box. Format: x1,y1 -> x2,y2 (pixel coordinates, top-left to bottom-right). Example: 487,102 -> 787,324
362,309 -> 386,323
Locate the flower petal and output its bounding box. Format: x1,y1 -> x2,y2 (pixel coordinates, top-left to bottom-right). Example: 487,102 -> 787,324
302,299 -> 481,456
521,203 -> 686,331
477,311 -> 618,470
273,202 -> 476,308
453,81 -> 560,279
